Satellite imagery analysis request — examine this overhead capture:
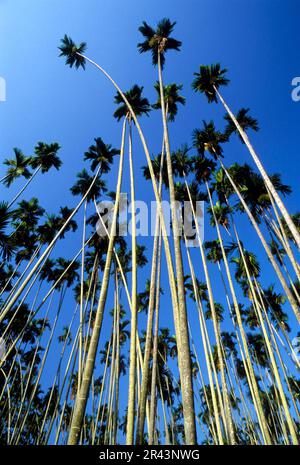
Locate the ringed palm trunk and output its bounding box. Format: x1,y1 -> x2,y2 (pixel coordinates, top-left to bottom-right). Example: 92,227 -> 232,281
214,86 -> 300,250
264,196 -> 300,282
113,271 -> 120,444
0,163 -> 103,324
218,159 -> 300,324
149,228 -> 162,445
157,51 -> 197,445
205,181 -> 272,444
67,118 -> 126,445
234,228 -> 298,444
126,119 -> 138,444
183,176 -> 235,444
136,140 -> 165,444
78,199 -> 87,392
77,55 -> 182,405
184,239 -> 224,444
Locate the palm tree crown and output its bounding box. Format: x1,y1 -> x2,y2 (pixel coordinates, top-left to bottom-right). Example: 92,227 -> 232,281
192,64 -> 229,103
193,121 -> 226,158
31,142 -> 62,173
3,148 -> 32,187
152,82 -> 185,121
84,137 -> 119,173
59,35 -> 87,69
137,18 -> 182,69
70,169 -> 107,202
224,108 -> 259,141
113,84 -> 151,121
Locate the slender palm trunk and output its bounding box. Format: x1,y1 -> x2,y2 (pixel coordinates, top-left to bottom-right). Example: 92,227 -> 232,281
149,229 -> 162,445
205,181 -> 272,444
219,159 -> 300,323
157,51 -> 196,444
7,166 -> 41,209
0,164 -> 102,324
78,199 -> 87,392
67,118 -> 126,445
234,229 -> 298,444
136,140 -> 165,444
183,177 -> 235,444
185,240 -> 224,444
126,119 -> 138,444
113,271 -> 120,444
214,86 -> 300,250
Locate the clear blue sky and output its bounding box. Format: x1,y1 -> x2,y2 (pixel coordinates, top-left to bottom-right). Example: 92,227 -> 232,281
1,0 -> 300,443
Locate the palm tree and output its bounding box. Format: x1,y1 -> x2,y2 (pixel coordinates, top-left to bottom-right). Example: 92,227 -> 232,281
7,142 -> 61,209
3,149 -> 31,188
67,119 -> 127,445
193,121 -> 226,158
138,18 -> 196,445
58,35 -> 87,69
192,63 -> 300,249
224,108 -> 259,142
0,202 -> 15,260
70,169 -> 107,202
30,142 -> 62,173
137,19 -> 181,69
11,198 -> 45,230
113,84 -> 151,121
152,82 -> 185,121
84,137 -> 119,173
113,83 -> 150,444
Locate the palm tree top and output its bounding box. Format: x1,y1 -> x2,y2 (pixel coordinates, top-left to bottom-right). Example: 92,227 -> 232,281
70,168 -> 107,202
224,107 -> 259,140
192,64 -> 229,103
192,120 -> 227,158
31,142 -> 62,172
3,148 -> 32,187
137,18 -> 182,68
113,84 -> 151,121
59,35 -> 87,69
84,137 -> 119,173
153,82 -> 185,121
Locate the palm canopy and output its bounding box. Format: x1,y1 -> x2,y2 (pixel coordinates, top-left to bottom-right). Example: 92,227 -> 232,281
113,84 -> 151,121
171,145 -> 193,177
58,35 -> 87,69
137,18 -> 181,69
12,198 -> 45,229
226,163 -> 292,222
224,108 -> 259,141
84,137 -> 119,173
0,202 -> 15,260
3,148 -> 32,187
31,142 -> 62,173
142,153 -> 169,187
191,155 -> 217,183
70,169 -> 107,202
192,121 -> 226,158
192,64 -> 229,103
152,82 -> 185,121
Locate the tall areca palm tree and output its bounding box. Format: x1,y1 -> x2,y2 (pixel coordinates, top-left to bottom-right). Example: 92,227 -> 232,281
224,108 -> 259,142
152,82 -> 185,121
67,119 -> 127,445
3,149 -> 31,188
113,83 -> 151,444
138,18 -> 197,444
192,64 -> 300,249
7,143 -> 62,209
84,138 -> 119,173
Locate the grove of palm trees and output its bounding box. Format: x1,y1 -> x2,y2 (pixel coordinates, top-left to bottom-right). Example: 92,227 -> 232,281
1,4 -> 300,447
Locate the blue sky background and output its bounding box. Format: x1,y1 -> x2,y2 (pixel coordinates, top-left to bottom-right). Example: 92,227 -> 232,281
1,0 -> 300,443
